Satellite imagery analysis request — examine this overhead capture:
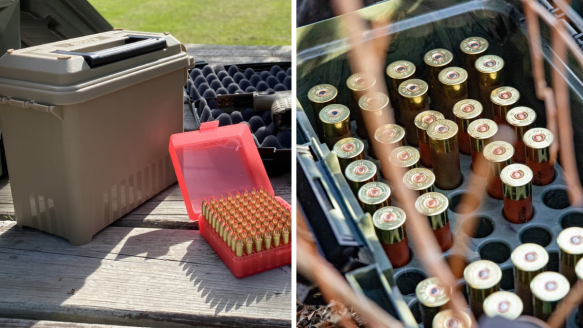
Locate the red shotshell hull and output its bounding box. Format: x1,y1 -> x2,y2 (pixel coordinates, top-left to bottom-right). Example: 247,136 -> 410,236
419,140 -> 432,168
503,194 -> 533,223
458,131 -> 471,155
487,176 -> 503,200
470,150 -> 488,176
433,223 -> 453,252
493,115 -> 506,126
382,238 -> 411,268
526,158 -> 554,186
513,140 -> 526,163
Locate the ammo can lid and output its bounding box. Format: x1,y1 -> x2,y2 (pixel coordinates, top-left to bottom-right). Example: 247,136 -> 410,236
475,55 -> 504,73
333,138 -> 364,159
557,227 -> 583,255
511,243 -> 549,272
415,192 -> 448,216
483,291 -> 523,320
424,49 -> 453,67
359,92 -> 389,111
500,164 -> 533,187
468,118 -> 498,140
483,141 -> 514,163
346,72 -> 376,92
389,146 -> 420,168
415,277 -> 451,307
386,60 -> 416,80
373,206 -> 406,231
453,99 -> 483,120
491,86 -> 520,106
426,119 -> 458,141
319,104 -> 350,124
398,79 -> 428,98
308,84 -> 338,103
507,107 -> 537,127
403,168 -> 435,191
414,110 -> 445,130
530,272 -> 570,302
460,36 -> 489,55
358,182 -> 391,205
375,124 -> 405,145
345,160 -> 377,183
438,67 -> 468,85
464,260 -> 502,289
523,127 -> 554,149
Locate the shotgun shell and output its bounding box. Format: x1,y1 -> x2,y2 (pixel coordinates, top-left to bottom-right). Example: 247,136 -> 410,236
476,55 -> 505,120
389,146 -> 420,171
453,99 -> 483,155
437,67 -> 468,120
415,110 -> 445,168
308,84 -> 338,131
359,92 -> 391,158
524,127 -> 555,186
374,124 -> 406,159
424,49 -> 453,112
347,72 -> 376,138
398,79 -> 429,146
491,86 -> 519,126
373,206 -> 409,268
432,309 -> 472,328
358,182 -> 391,216
333,137 -> 365,173
403,168 -> 435,195
415,192 -> 452,252
464,260 -> 502,319
506,107 -> 537,164
576,258 -> 583,325
500,164 -> 533,223
468,118 -> 498,175
426,119 -> 462,190
415,277 -> 451,327
557,227 -> 583,285
345,160 -> 378,196
511,243 -> 548,315
483,291 -> 523,320
461,37 -> 489,101
318,104 -> 351,149
483,141 -> 514,200
386,60 -> 416,125
531,272 -> 570,321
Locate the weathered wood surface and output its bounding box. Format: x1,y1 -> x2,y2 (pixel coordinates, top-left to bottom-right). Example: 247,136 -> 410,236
185,45 -> 291,66
0,221 -> 291,328
0,318 -> 144,327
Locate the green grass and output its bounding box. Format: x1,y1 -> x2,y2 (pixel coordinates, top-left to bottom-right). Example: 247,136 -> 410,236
88,0 -> 291,46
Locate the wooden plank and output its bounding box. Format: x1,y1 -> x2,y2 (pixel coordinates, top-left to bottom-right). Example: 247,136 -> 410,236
185,45 -> 291,65
0,221 -> 291,328
0,318 -> 144,328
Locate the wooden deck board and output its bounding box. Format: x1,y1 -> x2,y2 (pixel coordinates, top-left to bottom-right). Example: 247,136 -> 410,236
0,318 -> 144,327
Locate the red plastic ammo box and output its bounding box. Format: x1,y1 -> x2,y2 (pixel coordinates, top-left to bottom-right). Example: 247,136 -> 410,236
169,121 -> 291,278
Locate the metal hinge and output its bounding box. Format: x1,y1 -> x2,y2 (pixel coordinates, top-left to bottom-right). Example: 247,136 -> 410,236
0,96 -> 63,120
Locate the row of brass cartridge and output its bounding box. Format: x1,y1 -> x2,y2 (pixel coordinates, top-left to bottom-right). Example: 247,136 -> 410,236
416,229 -> 583,327
201,188 -> 291,257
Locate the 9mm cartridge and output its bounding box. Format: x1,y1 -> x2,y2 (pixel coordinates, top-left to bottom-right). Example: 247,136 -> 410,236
398,79 -> 429,146
476,55 -> 505,119
483,291 -> 523,320
345,160 -> 378,196
426,119 -> 462,190
483,141 -> 514,200
524,127 -> 555,186
333,137 -> 365,173
491,86 -> 520,126
432,309 -> 472,328
500,164 -> 534,223
507,107 -> 537,164
453,99 -> 483,155
415,110 -> 445,168
373,206 -> 409,268
460,37 -> 489,100
415,277 -> 451,327
437,67 -> 468,120
414,192 -> 452,252
347,72 -> 376,138
531,272 -> 570,321
389,146 -> 420,171
308,84 -> 338,131
424,49 -> 453,112
464,260 -> 502,319
318,104 -> 351,149
557,227 -> 583,285
386,60 -> 416,126
358,182 -> 391,215
403,168 -> 435,195
511,243 -> 548,315
468,118 -> 498,176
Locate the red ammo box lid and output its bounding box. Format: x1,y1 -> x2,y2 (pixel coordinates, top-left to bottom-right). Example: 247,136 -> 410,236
169,121 -> 274,221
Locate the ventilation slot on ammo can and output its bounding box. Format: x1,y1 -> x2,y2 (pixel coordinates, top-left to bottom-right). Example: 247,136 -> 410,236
373,206 -> 409,268
501,164 -> 533,223
437,67 -> 468,121
415,277 -> 451,327
333,137 -> 365,174
476,55 -> 505,120
464,260 -> 502,319
468,118 -> 498,176
345,160 -> 378,197
426,119 -> 462,190
507,107 -> 536,164
403,168 -> 435,195
424,49 -> 453,113
386,60 -> 416,126
318,104 -> 351,149
524,127 -> 554,186
398,79 -> 429,146
530,272 -> 570,322
359,92 -> 392,158
511,243 -> 548,315
453,99 -> 483,155
483,291 -> 523,320
490,86 -> 519,126
308,84 -> 338,137
415,192 -> 452,252
358,182 -> 391,215
557,227 -> 583,285
483,141 -> 514,200
347,73 -> 376,139
415,110 -> 445,168
461,37 -> 489,101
